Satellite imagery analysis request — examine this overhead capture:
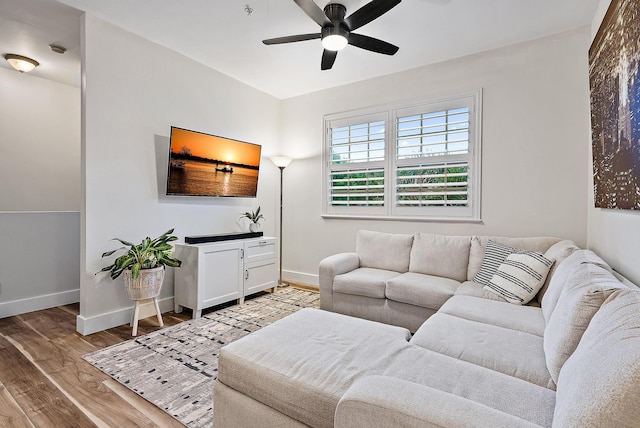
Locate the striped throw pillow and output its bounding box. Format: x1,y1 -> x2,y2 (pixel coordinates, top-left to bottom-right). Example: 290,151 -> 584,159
484,252 -> 554,305
472,240 -> 522,286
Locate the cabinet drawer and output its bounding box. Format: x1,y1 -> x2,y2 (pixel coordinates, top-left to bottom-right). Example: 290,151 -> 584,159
245,239 -> 276,263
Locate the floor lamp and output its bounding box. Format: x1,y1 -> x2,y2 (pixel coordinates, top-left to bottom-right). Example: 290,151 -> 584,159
270,156 -> 292,287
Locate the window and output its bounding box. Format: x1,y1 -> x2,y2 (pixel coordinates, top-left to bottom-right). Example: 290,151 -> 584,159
323,90 -> 482,221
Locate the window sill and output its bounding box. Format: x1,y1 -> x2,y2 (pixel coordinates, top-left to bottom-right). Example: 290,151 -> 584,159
321,214 -> 483,223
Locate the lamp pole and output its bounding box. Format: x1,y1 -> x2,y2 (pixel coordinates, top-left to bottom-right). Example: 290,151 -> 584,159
270,157 -> 292,287
277,165 -> 285,286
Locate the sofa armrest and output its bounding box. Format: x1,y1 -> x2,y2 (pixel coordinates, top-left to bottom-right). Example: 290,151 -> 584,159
335,376 -> 542,428
318,252 -> 360,311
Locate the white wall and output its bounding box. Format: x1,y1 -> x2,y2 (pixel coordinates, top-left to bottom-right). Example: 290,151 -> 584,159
279,29 -> 592,285
0,212 -> 80,317
587,0 -> 640,285
0,68 -> 80,211
0,67 -> 81,316
78,15 -> 281,334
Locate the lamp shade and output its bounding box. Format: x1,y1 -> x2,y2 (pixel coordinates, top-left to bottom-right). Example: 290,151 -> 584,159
4,54 -> 39,73
270,156 -> 293,168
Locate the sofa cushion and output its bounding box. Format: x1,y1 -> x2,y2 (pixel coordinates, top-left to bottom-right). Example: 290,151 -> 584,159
356,230 -> 413,273
454,281 -> 508,302
217,308 -> 411,428
408,233 -> 471,282
543,263 -> 623,385
410,312 -> 554,389
386,272 -> 460,310
536,239 -> 579,304
439,295 -> 545,337
467,236 -> 559,281
336,375 -> 543,428
384,345 -> 556,427
484,252 -> 554,305
333,267 -> 399,299
553,288 -> 640,427
540,249 -> 612,324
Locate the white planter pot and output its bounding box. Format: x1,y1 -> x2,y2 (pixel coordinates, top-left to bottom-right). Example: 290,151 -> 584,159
123,265 -> 165,300
249,222 -> 260,232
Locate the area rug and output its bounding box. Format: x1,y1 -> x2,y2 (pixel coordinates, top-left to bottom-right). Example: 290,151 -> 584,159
83,287 -> 319,427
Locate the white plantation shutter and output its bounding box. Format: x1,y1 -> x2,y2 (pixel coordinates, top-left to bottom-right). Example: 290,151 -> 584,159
323,91 -> 481,220
395,162 -> 469,207
393,105 -> 475,217
325,115 -> 387,215
329,167 -> 385,206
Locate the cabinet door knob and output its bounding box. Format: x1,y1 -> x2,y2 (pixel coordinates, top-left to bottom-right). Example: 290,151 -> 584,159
245,270 -> 249,280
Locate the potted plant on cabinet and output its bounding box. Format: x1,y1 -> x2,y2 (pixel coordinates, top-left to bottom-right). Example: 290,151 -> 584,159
97,228 -> 182,336
240,206 -> 264,232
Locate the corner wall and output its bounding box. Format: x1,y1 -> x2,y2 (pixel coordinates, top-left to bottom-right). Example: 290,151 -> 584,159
78,15 -> 281,334
279,29 -> 592,285
587,0 -> 640,285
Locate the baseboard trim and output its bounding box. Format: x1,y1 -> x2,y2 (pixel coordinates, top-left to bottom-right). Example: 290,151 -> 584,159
0,289 -> 80,319
76,296 -> 174,336
283,270 -> 318,287
286,281 -> 319,292
75,269 -> 318,335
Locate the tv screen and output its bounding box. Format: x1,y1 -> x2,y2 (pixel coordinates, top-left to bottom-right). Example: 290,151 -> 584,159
166,127 -> 262,197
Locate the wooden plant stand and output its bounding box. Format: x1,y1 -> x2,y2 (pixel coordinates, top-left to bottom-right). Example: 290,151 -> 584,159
131,297 -> 164,336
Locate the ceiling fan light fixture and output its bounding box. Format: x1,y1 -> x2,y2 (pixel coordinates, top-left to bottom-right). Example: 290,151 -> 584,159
3,53 -> 39,73
321,27 -> 349,51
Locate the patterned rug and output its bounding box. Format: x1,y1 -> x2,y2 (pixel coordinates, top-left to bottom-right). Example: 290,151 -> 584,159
83,288 -> 319,427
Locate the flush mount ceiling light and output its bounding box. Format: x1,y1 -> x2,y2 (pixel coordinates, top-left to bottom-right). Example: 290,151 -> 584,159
3,54 -> 39,73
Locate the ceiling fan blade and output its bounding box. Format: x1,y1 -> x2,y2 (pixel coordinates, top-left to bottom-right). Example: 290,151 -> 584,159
321,49 -> 338,70
263,33 -> 321,45
348,33 -> 399,55
294,0 -> 331,27
344,0 -> 402,31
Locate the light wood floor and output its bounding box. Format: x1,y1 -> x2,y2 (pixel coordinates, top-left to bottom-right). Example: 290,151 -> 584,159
0,302 -> 198,427
0,284 -> 317,427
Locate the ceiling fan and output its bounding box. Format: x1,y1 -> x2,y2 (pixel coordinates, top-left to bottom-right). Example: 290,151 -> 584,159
262,0 -> 402,70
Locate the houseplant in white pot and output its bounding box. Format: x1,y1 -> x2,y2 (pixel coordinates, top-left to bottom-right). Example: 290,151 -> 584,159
240,206 -> 264,232
97,228 -> 182,335
98,228 -> 182,298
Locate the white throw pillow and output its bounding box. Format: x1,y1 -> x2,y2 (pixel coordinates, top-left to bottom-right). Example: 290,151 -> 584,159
484,252 -> 554,305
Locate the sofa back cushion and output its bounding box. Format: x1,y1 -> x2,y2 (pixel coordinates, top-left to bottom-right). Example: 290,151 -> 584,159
467,236 -> 560,281
543,262 -> 623,385
536,240 -> 580,304
356,230 -> 414,273
553,288 -> 640,427
540,250 -> 612,324
409,233 -> 471,282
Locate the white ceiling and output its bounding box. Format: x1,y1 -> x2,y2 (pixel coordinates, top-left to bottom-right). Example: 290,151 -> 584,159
0,0 -> 82,86
3,0 -> 600,98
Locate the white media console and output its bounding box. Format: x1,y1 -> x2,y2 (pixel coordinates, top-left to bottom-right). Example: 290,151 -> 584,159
174,236 -> 278,318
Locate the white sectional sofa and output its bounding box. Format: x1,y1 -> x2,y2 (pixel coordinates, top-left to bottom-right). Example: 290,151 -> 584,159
318,230 -> 570,332
214,230 -> 640,427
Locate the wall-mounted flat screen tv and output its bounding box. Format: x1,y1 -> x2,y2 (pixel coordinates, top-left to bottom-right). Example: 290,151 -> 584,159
166,127 -> 262,197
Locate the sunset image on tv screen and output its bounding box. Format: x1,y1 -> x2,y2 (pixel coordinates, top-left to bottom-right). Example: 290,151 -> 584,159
167,127 -> 262,197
